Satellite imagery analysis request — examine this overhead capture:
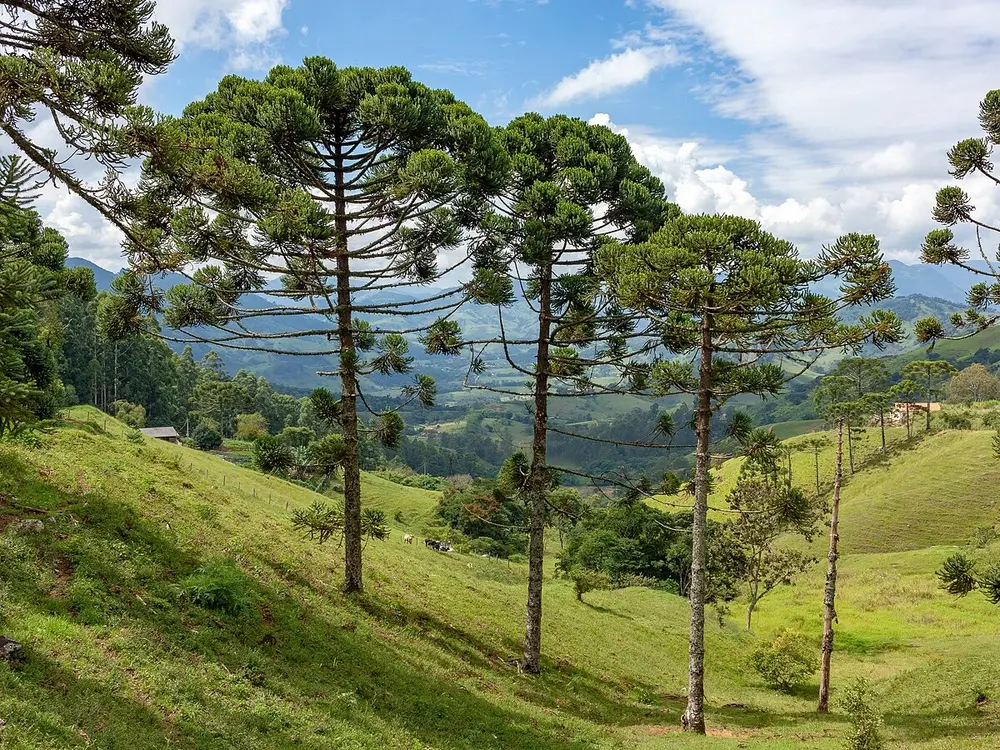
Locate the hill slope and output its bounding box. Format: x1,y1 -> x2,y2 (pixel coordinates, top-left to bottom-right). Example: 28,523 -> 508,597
0,409 -> 998,748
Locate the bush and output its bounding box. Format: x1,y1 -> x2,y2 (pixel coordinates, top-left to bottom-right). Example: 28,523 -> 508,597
748,628 -> 817,691
941,412 -> 973,430
571,569 -> 612,601
192,423 -> 223,451
125,429 -> 144,444
253,435 -> 294,474
841,677 -> 884,750
180,560 -> 252,615
112,400 -> 146,428
236,412 -> 269,441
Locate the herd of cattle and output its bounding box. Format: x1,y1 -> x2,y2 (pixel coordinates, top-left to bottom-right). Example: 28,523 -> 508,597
402,533 -> 453,552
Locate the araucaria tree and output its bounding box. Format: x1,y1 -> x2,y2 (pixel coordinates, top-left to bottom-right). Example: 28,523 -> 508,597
811,374 -> 857,713
598,217 -> 902,734
0,1 -> 174,226
901,360 -> 957,432
464,114 -> 671,674
117,59 -> 507,593
918,90 -> 1000,344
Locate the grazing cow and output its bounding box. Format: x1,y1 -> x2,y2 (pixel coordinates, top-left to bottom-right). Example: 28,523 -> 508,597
403,534 -> 414,545
425,538 -> 440,549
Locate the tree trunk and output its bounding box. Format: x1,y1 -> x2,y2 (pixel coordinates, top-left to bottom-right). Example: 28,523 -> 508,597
905,403 -> 911,439
817,418 -> 843,713
334,136 -> 363,595
879,410 -> 885,451
846,419 -> 854,474
523,263 -> 553,675
926,381 -> 932,431
684,311 -> 713,735
814,450 -> 820,496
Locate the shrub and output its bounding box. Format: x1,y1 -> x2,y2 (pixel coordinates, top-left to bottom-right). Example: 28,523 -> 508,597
112,400 -> 146,428
941,411 -> 973,430
236,412 -> 269,441
842,677 -> 884,750
253,435 -> 295,474
192,423 -> 223,451
571,569 -> 612,601
125,429 -> 144,444
180,560 -> 252,615
748,628 -> 817,691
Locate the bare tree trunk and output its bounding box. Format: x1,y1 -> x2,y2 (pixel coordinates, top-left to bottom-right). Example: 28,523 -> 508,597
814,449 -> 820,495
334,136 -> 363,595
905,403 -> 911,440
817,418 -> 843,713
846,419 -> 854,474
684,311 -> 713,735
523,263 -> 553,675
879,410 -> 886,451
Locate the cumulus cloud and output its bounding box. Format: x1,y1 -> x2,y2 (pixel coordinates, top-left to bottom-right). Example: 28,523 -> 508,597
533,46 -> 682,107
588,112 -> 1000,262
153,0 -> 289,71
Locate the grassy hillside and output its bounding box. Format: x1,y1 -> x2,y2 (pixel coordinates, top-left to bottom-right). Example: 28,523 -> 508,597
0,408 -> 998,748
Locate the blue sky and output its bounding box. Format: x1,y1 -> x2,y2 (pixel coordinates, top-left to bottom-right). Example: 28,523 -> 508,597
39,0 -> 1000,272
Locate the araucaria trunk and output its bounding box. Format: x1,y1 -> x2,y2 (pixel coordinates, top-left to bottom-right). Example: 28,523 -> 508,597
684,312 -> 713,735
523,267 -> 553,675
334,140 -> 363,595
817,418 -> 843,712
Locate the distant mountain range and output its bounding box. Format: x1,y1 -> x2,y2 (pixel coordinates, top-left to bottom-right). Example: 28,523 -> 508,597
68,256 -> 986,390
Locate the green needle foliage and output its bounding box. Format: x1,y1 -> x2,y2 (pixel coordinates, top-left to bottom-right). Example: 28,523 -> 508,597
0,1 -> 174,229
463,113 -> 672,674
114,59 -> 507,594
917,90 -> 1000,345
901,360 -> 957,432
598,215 -> 902,734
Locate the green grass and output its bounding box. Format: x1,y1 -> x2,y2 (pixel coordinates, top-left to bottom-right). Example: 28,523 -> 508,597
0,407 -> 997,748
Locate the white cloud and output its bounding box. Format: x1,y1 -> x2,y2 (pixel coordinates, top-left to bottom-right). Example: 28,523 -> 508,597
648,0 -> 1000,146
533,46 -> 682,107
153,0 -> 289,70
588,113 -> 1000,261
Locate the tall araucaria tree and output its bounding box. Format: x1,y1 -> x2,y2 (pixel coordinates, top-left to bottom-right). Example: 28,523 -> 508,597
114,59 -> 509,594
0,0 -> 174,227
811,374 -> 858,714
598,217 -> 902,734
830,357 -> 888,463
918,90 -> 1000,347
901,360 -> 956,432
462,113 -> 673,674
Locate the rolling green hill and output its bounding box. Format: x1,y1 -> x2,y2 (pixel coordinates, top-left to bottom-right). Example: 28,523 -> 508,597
0,408 -> 998,748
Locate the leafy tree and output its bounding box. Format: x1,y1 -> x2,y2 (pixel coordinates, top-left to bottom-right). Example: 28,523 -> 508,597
0,1 -> 174,228
599,218 -> 901,733
889,378 -> 922,440
463,113 -> 671,674
570,569 -> 611,602
723,476 -> 820,631
901,360 -> 957,431
112,399 -> 146,428
236,412 -> 270,441
192,423 -> 222,451
117,59 -> 506,595
748,629 -> 817,692
193,380 -> 249,438
279,426 -> 316,448
946,363 -> 1000,403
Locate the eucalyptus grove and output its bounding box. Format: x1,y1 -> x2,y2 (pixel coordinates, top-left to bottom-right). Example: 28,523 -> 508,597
599,217 -> 902,734
115,59 -> 508,593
